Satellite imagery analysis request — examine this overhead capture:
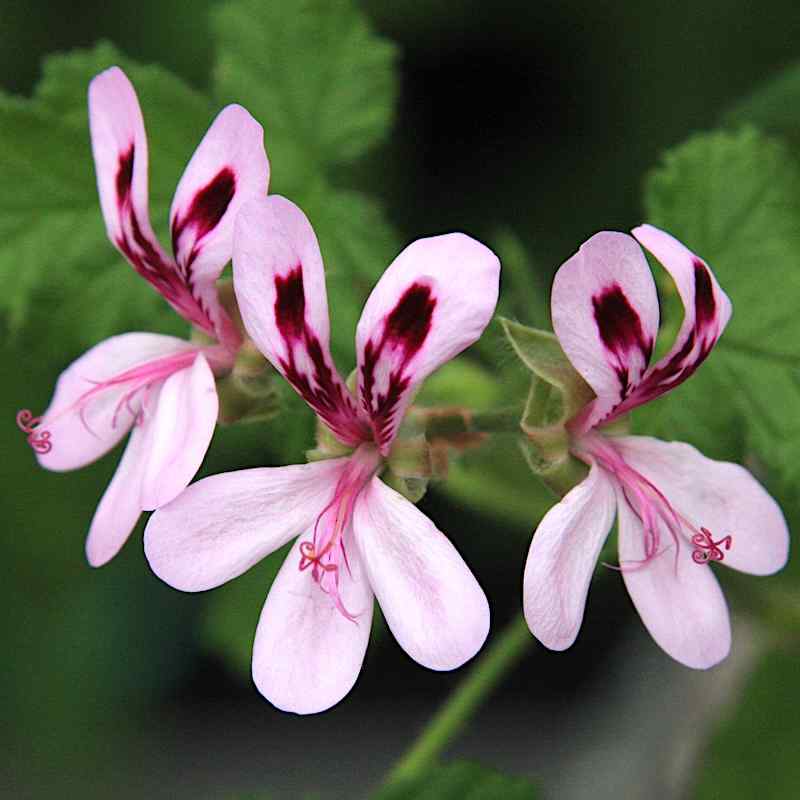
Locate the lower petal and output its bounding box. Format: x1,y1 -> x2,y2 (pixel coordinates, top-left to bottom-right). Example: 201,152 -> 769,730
85,422 -> 147,567
614,435 -> 789,576
617,487 -> 731,669
353,477 -> 489,671
252,539 -> 374,714
35,333 -> 194,471
144,458 -> 346,592
523,461 -> 617,650
139,354 -> 218,511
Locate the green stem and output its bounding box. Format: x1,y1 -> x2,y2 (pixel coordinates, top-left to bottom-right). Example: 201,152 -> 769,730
385,613 -> 533,785
410,405 -> 522,440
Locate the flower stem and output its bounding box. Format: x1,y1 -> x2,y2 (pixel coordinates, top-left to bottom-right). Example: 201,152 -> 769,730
385,612 -> 532,785
410,405 -> 522,440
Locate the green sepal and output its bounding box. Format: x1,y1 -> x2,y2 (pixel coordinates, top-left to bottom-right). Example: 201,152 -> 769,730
216,342 -> 283,425
381,470 -> 429,504
500,318 -> 593,422
306,416 -> 354,462
519,438 -> 589,498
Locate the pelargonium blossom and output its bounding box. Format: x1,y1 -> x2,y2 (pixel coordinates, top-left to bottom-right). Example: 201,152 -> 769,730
17,67 -> 269,566
144,195 -> 499,713
523,225 -> 789,668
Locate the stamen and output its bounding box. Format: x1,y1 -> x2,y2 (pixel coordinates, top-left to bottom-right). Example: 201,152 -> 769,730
691,527 -> 733,564
16,409 -> 52,454
296,445 -> 381,621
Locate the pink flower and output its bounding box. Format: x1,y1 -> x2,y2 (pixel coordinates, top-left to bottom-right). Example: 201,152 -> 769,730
144,196 -> 499,713
523,225 -> 790,668
18,67 -> 269,566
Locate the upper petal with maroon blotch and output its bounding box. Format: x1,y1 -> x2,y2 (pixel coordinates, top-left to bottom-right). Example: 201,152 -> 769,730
89,68 -> 207,332
355,234 -> 500,454
614,225 -> 732,415
89,67 -> 157,257
89,67 -> 268,345
551,232 -> 659,433
36,332 -> 196,472
169,104 -> 269,345
233,196 -> 367,445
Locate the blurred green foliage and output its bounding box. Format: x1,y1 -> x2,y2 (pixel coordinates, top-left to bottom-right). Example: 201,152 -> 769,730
639,128 -> 800,487
375,760 -> 539,799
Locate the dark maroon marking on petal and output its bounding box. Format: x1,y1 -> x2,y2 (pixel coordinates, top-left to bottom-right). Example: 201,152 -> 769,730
271,267 -> 367,445
171,167 -> 236,265
274,266 -> 307,341
113,164 -> 219,339
593,285 -> 653,364
602,263 -> 722,425
693,259 -> 716,330
360,282 -> 437,448
592,284 -> 653,398
115,144 -> 135,207
385,283 -> 437,358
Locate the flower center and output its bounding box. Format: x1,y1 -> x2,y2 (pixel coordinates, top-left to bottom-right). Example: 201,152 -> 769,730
579,433 -> 734,570
298,444 -> 381,620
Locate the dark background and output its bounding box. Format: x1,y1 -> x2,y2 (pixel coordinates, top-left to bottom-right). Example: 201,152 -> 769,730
2,1 -> 799,798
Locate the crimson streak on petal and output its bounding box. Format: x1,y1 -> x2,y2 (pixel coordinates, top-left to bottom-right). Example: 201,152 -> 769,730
361,282 -> 436,449
274,266 -> 367,445
612,259 -> 720,417
171,167 -> 236,268
592,283 -> 653,400
113,144 -> 218,336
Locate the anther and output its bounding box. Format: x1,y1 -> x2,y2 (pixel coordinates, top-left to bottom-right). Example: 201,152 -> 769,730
16,409 -> 52,454
691,527 -> 732,564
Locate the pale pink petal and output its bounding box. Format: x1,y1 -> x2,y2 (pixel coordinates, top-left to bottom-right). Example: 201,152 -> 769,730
613,435 -> 789,576
88,67 -> 218,337
619,224 -> 733,411
233,196 -> 365,444
88,67 -> 158,255
35,333 -> 194,472
523,461 -> 617,650
252,538 -> 374,714
551,232 -> 659,432
352,476 -> 489,670
355,234 -> 500,453
617,486 -> 731,669
139,354 -> 218,511
85,422 -> 148,567
170,104 -> 269,283
144,458 -> 346,591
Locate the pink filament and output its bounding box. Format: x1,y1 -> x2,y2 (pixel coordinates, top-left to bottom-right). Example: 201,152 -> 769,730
582,434 -> 733,572
17,345 -> 230,453
297,445 -> 380,622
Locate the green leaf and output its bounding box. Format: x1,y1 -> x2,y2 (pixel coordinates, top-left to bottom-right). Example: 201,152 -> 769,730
375,760 -> 540,800
724,61 -> 800,147
0,42 -> 214,360
211,0 -> 398,181
641,128 -> 800,487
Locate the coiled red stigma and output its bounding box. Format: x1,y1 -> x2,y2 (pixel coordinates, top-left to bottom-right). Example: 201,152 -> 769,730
16,409 -> 52,454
